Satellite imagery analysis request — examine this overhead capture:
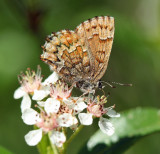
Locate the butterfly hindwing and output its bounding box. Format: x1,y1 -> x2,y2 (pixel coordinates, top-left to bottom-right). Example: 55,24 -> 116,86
40,30 -> 92,83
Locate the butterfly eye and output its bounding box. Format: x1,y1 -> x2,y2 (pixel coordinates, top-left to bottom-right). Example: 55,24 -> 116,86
98,81 -> 103,89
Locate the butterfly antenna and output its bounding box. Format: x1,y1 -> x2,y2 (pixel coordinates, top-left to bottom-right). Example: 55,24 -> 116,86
100,81 -> 116,88
108,81 -> 132,87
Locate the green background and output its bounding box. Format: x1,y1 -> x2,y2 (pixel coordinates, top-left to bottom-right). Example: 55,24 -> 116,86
0,0 -> 160,153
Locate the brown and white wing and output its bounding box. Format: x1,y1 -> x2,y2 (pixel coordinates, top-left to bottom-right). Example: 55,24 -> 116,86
40,30 -> 92,83
76,16 -> 114,82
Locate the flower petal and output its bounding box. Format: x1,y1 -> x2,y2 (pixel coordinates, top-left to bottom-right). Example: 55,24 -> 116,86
58,113 -> 78,127
64,97 -> 84,106
107,109 -> 120,118
32,89 -> 50,101
24,129 -> 42,146
98,117 -> 114,136
78,113 -> 93,125
14,87 -> 26,99
42,72 -> 59,86
73,101 -> 87,115
50,131 -> 66,147
63,99 -> 73,105
22,108 -> 40,125
44,98 -> 60,114
21,94 -> 31,113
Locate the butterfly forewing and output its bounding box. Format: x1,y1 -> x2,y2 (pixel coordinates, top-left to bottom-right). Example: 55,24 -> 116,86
75,16 -> 114,83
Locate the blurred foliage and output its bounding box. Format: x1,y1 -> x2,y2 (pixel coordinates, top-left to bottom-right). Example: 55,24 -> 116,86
0,146 -> 13,154
0,0 -> 160,154
80,108 -> 160,154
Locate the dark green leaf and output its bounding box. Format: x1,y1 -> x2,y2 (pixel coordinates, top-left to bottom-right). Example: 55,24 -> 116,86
79,108 -> 160,154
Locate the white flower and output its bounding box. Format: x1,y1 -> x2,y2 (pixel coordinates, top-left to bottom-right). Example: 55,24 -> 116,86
58,113 -> 78,127
14,88 -> 31,113
32,88 -> 50,101
32,72 -> 59,101
24,116 -> 65,147
18,66 -> 42,94
22,107 -> 63,146
24,122 -> 66,147
64,97 -> 87,115
98,117 -> 114,136
78,113 -> 93,125
50,131 -> 66,147
106,109 -> 120,118
73,101 -> 87,114
24,115 -> 65,147
20,94 -> 31,113
44,98 -> 60,114
14,66 -> 42,112
14,67 -> 59,113
14,87 -> 26,99
50,81 -> 72,100
79,108 -> 119,136
22,108 -> 41,125
22,107 -> 58,131
87,103 -> 103,117
14,66 -> 42,98
25,129 -> 43,146
42,71 -> 59,86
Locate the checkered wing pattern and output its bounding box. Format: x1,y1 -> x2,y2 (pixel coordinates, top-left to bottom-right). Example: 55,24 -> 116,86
76,16 -> 114,83
40,16 -> 114,85
40,30 -> 92,83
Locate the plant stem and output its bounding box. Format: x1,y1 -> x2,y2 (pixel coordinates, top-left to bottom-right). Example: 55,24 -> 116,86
48,133 -> 58,154
64,125 -> 84,150
51,144 -> 59,154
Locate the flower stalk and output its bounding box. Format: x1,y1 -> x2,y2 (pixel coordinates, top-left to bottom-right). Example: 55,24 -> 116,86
65,125 -> 84,148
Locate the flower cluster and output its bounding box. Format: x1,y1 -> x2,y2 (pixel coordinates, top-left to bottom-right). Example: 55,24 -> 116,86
14,66 -> 120,147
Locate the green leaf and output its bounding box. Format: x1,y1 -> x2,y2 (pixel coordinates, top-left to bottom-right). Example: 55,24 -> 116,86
79,107 -> 160,154
0,146 -> 13,154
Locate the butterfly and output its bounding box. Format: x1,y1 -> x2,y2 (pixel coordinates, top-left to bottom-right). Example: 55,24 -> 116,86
40,16 -> 115,93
